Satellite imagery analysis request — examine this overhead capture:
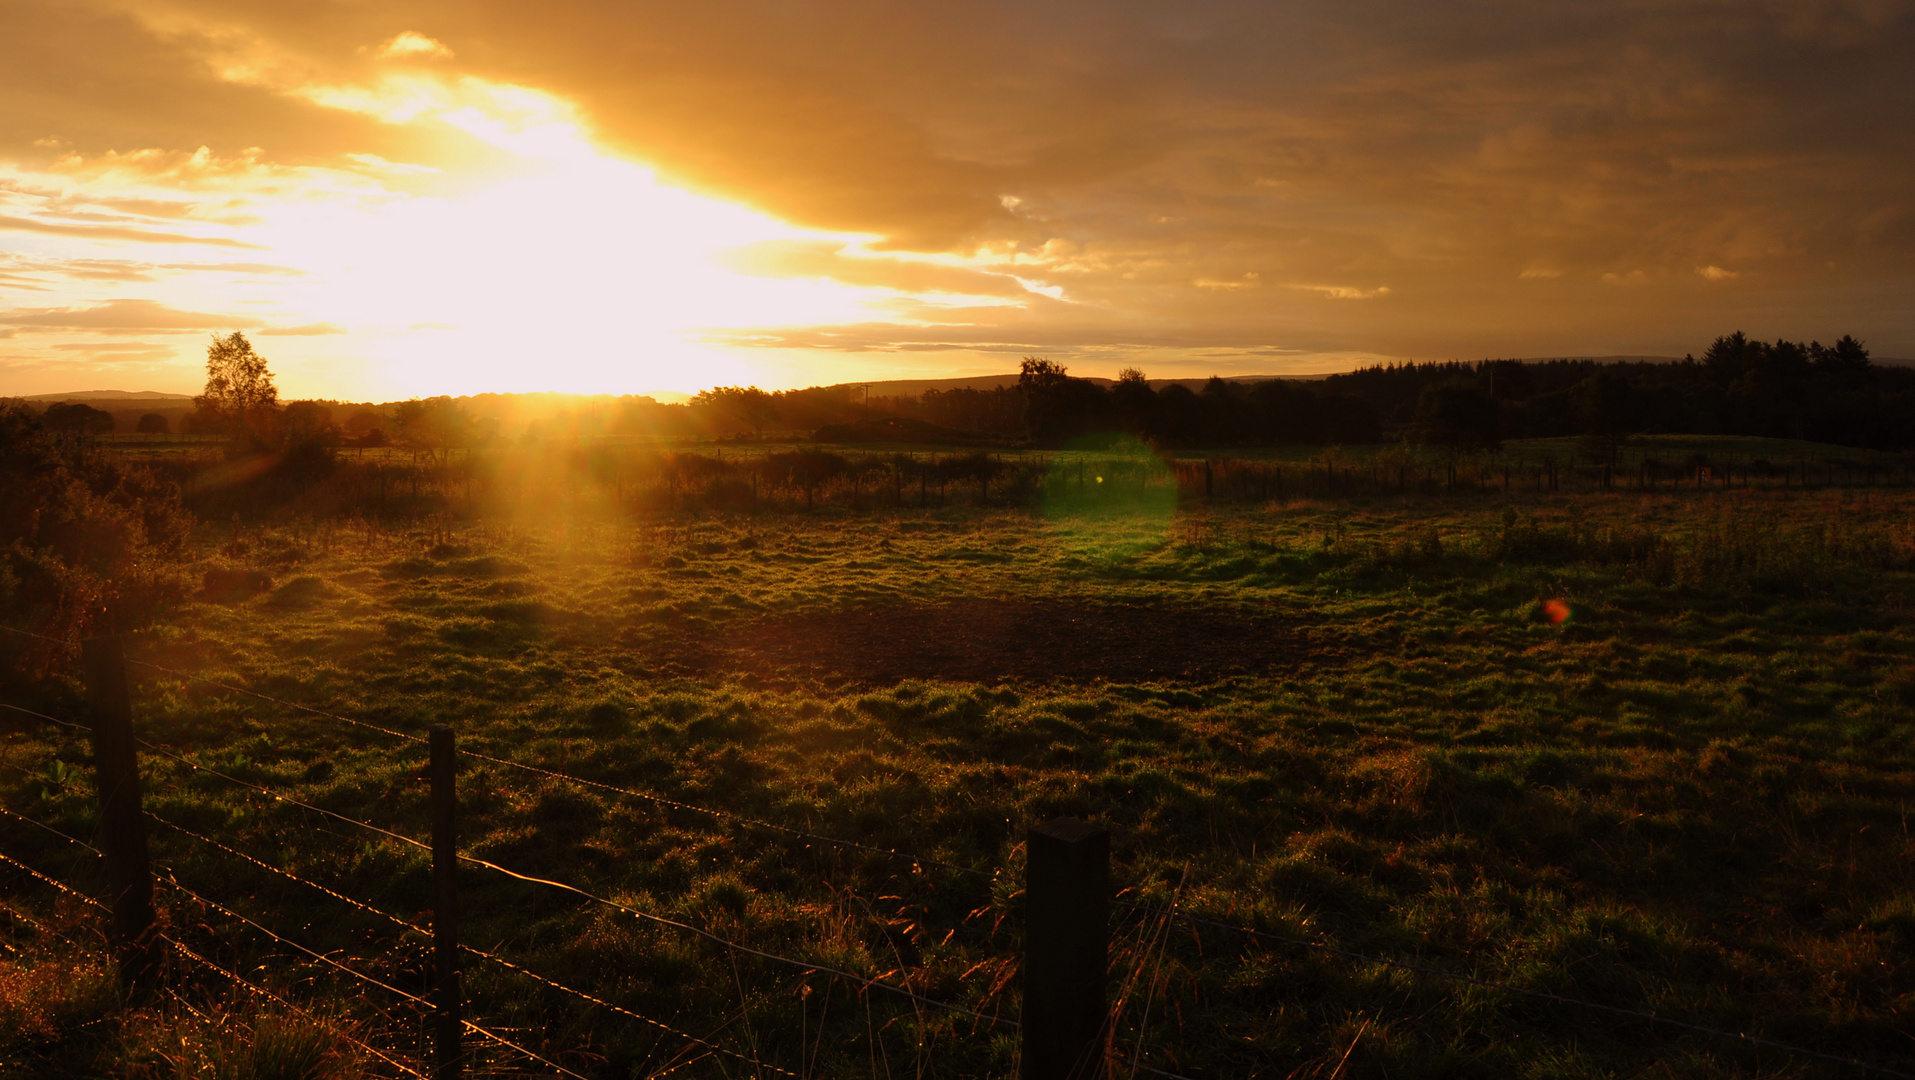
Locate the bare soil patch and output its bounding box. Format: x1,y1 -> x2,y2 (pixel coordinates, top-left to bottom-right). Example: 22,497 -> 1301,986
647,597 -> 1323,683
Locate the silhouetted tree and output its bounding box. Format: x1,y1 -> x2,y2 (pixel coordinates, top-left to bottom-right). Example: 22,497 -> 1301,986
694,385 -> 780,436
1019,357 -> 1112,445
1415,380 -> 1500,451
40,402 -> 114,435
135,413 -> 170,434
393,396 -> 473,464
194,331 -> 280,450
1576,372 -> 1638,466
1812,335 -> 1871,373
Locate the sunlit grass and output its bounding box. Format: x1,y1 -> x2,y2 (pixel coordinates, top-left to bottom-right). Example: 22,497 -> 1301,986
5,482 -> 1913,1076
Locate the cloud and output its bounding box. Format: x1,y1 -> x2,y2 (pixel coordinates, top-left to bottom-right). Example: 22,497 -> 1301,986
376,32 -> 454,61
1288,284 -> 1391,300
49,340 -> 173,352
1696,265 -> 1739,280
0,298 -> 264,333
0,213 -> 259,248
3,0 -> 1913,382
718,241 -> 1034,298
257,322 -> 346,335
157,262 -> 308,276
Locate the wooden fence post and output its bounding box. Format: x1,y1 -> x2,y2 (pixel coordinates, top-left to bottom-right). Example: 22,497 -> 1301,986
1022,818 -> 1109,1080
430,725 -> 462,1080
81,635 -> 156,992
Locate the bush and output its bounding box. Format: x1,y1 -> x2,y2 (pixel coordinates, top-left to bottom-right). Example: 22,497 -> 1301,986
0,403 -> 191,673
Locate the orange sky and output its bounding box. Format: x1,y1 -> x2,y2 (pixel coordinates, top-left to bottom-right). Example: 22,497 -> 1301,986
3,0 -> 1912,399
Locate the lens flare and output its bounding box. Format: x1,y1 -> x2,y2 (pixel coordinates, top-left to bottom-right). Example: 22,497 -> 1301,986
1542,599 -> 1572,625
1039,434 -> 1179,560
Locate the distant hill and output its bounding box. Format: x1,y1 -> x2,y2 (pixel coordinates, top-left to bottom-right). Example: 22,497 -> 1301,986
22,390 -> 194,401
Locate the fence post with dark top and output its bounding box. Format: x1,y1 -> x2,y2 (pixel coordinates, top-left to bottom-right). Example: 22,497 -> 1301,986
1022,817 -> 1109,1080
81,634 -> 156,992
430,725 -> 461,1080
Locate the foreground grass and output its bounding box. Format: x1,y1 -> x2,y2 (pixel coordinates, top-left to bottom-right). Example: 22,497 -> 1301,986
4,480 -> 1914,1077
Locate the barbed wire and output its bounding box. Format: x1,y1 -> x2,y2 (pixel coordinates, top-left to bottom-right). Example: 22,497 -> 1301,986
98,653 -> 995,879
13,655 -> 998,890
0,848 -> 108,911
18,635 -> 988,880
462,938 -> 800,1079
456,847 -> 1018,1031
142,806 -> 800,1078
143,810 -> 429,940
154,868 -> 597,1080
124,655 -> 423,745
0,700 -> 92,732
455,743 -> 994,879
159,871 -> 431,1009
129,735 -> 433,854
13,626 -> 1908,1076
3,713 -> 1012,1038
163,934 -> 429,1080
0,803 -> 103,856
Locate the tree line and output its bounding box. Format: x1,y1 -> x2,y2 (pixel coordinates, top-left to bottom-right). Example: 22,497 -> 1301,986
24,329 -> 1910,455
679,332 -> 1911,451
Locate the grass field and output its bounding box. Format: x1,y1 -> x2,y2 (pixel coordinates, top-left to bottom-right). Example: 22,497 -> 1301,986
4,436 -> 1914,1078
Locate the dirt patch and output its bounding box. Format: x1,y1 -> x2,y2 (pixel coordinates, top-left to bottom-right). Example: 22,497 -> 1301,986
644,597 -> 1323,683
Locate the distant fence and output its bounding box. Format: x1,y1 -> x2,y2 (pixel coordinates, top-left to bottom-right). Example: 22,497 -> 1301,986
2,623 -> 1909,1078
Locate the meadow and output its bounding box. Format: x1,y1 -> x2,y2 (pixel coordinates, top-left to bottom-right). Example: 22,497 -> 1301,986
3,435 -> 1914,1078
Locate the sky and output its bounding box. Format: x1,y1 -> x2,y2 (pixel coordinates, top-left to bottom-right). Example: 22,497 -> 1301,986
3,0 -> 1912,400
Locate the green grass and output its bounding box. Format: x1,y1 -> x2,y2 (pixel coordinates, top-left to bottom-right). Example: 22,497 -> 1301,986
4,476 -> 1914,1077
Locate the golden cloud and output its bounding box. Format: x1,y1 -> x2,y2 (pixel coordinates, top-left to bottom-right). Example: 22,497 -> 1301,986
2,0 -> 1912,387
0,298 -> 264,332
718,241 -> 1035,299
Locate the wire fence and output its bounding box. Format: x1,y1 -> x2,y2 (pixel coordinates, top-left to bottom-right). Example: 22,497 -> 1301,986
1,621 -> 1910,1078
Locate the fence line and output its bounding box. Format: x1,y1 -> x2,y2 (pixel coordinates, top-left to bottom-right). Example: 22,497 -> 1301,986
464,938 -> 802,1080
0,849 -> 108,911
160,870 -> 598,1080
8,698 -> 1017,1033
456,846 -> 1019,1030
143,804 -> 802,1078
10,655 -> 1915,1077
144,810 -> 430,940
158,872 -> 430,1010
163,936 -> 430,1080
0,802 -> 103,856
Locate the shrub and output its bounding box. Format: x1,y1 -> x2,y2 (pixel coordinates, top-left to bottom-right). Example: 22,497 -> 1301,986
0,403 -> 191,671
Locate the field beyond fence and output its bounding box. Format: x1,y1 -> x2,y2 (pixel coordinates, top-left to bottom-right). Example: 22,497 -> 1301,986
4,451 -> 1915,1077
